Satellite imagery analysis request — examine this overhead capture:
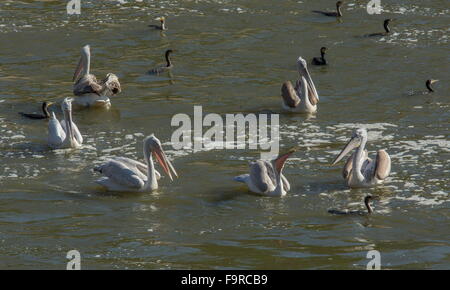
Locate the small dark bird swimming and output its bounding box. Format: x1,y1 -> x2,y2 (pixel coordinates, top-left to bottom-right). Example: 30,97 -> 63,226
328,195 -> 378,216
149,16 -> 167,31
312,1 -> 343,17
365,19 -> 393,37
19,101 -> 54,119
312,47 -> 328,65
149,49 -> 173,75
425,79 -> 438,92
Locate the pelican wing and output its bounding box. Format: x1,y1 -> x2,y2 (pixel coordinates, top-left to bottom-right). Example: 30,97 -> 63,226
73,75 -> 102,96
48,114 -> 66,148
281,81 -> 300,108
95,160 -> 145,189
374,150 -> 391,180
111,157 -> 161,180
249,160 -> 276,193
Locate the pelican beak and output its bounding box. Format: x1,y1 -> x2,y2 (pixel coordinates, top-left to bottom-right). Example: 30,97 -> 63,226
302,66 -> 319,105
273,147 -> 297,174
153,145 -> 178,181
73,57 -> 83,82
332,136 -> 360,165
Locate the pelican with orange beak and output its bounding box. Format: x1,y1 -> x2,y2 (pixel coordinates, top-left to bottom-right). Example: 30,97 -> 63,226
281,57 -> 319,113
93,135 -> 178,192
234,148 -> 296,197
332,128 -> 391,188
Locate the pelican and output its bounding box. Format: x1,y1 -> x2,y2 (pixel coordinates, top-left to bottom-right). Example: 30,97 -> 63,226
149,16 -> 167,30
72,45 -> 121,109
365,19 -> 393,37
312,47 -> 328,66
313,1 -> 343,17
149,49 -> 173,75
332,128 -> 391,188
93,135 -> 178,192
48,98 -> 83,149
234,148 -> 296,197
281,57 -> 319,113
19,101 -> 53,119
328,195 -> 378,215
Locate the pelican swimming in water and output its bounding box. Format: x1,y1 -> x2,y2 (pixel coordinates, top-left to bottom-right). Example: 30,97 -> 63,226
234,148 -> 296,197
332,128 -> 391,188
313,1 -> 343,17
93,135 -> 177,192
365,19 -> 393,37
48,98 -> 83,149
72,45 -> 121,109
328,195 -> 378,215
19,101 -> 53,119
281,57 -> 319,113
149,16 -> 167,30
149,49 -> 173,75
312,47 -> 328,66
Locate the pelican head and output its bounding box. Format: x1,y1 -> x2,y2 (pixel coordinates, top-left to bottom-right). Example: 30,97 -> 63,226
102,73 -> 122,95
332,128 -> 367,165
61,97 -> 74,112
144,135 -> 178,181
297,56 -> 319,104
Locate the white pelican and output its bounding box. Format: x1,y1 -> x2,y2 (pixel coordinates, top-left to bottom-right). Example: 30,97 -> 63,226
48,97 -> 83,149
328,195 -> 379,215
281,57 -> 319,113
234,148 -> 296,197
93,135 -> 177,192
332,128 -> 391,188
72,45 -> 121,109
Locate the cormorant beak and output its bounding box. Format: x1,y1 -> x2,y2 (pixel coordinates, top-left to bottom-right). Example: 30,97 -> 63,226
430,79 -> 439,84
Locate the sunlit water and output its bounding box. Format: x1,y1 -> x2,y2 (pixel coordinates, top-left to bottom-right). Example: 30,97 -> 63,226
0,0 -> 448,269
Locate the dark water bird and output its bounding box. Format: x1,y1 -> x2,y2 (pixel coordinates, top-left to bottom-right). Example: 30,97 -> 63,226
19,101 -> 54,119
149,16 -> 167,31
365,19 -> 393,37
328,195 -> 378,216
407,79 -> 439,96
312,47 -> 328,65
312,1 -> 343,17
425,79 -> 439,92
149,49 -> 173,75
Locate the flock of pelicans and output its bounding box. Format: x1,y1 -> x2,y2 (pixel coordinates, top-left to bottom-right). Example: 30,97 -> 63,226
17,2 -> 441,215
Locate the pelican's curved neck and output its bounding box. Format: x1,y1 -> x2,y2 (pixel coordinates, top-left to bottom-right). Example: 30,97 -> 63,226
144,145 -> 158,191
353,136 -> 367,181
